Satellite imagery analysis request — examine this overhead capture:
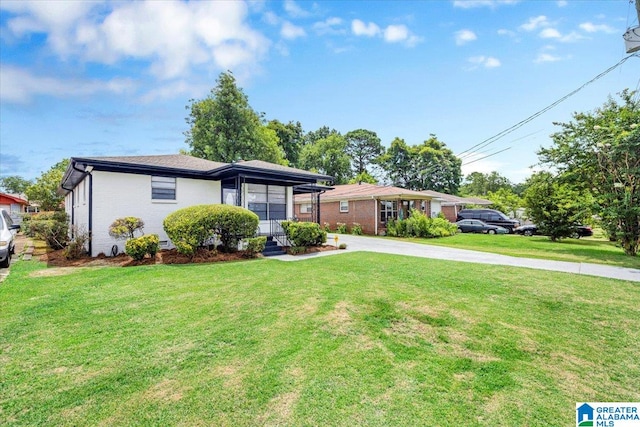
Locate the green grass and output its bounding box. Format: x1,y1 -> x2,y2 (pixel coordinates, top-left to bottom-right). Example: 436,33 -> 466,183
398,233 -> 640,269
2,255 -> 639,426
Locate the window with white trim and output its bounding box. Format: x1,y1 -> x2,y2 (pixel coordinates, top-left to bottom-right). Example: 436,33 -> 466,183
339,200 -> 349,212
300,203 -> 312,214
380,200 -> 397,222
152,176 -> 176,200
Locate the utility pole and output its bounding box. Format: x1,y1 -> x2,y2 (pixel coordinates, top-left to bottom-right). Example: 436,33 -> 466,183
623,0 -> 640,53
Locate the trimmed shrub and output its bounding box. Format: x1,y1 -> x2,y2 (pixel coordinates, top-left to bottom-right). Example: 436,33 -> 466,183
125,234 -> 159,261
29,211 -> 69,249
164,205 -> 259,256
244,236 -> 266,258
339,243 -> 347,249
288,246 -> 307,255
336,222 -> 348,234
386,210 -> 457,238
109,217 -> 144,240
351,223 -> 363,235
281,221 -> 327,247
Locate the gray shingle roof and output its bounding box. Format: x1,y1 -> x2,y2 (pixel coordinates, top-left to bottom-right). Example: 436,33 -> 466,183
78,154 -> 227,172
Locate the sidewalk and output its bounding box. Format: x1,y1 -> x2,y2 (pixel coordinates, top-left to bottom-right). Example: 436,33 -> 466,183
272,234 -> 640,283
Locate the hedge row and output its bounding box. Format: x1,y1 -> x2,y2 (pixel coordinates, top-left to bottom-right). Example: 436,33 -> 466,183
281,221 -> 327,247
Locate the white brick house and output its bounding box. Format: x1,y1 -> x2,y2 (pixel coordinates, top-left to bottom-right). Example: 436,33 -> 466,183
59,155 -> 332,257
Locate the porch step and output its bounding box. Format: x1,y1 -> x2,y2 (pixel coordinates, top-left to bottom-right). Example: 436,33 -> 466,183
262,236 -> 286,257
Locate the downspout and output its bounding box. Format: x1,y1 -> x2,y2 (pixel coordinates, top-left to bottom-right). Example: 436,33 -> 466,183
88,173 -> 93,256
373,196 -> 378,235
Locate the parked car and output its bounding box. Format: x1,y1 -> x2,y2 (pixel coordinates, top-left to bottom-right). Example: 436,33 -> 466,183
514,224 -> 593,238
456,219 -> 508,234
0,209 -> 21,268
456,209 -> 520,233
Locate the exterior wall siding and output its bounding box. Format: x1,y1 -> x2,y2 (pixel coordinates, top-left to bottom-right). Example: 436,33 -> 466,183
88,171 -> 221,257
318,199 -> 378,235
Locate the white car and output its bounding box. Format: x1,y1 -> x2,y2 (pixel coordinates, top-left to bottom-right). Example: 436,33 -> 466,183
0,209 -> 21,268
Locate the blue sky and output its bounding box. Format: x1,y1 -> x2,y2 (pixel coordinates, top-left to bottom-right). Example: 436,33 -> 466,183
1,0 -> 638,184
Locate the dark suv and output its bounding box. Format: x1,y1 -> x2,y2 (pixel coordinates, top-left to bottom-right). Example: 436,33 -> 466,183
456,209 -> 520,233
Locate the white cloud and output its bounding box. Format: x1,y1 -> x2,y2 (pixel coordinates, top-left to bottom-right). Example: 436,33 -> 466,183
460,153 -> 505,176
579,22 -> 616,33
535,53 -> 562,63
497,29 -> 515,37
313,17 -> 345,35
3,0 -> 270,80
384,24 -> 422,46
539,28 -> 561,39
557,1 -> 568,7
520,16 -> 550,32
283,0 -> 310,18
281,21 -> 306,39
452,0 -> 519,9
0,65 -> 134,104
455,29 -> 477,45
351,19 -> 380,37
468,56 -> 501,68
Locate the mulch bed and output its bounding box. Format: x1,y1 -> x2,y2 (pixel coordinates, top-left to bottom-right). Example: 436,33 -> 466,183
38,245 -> 340,268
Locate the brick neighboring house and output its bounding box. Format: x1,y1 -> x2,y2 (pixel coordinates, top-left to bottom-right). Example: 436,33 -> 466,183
294,183 -> 438,235
420,190 -> 492,222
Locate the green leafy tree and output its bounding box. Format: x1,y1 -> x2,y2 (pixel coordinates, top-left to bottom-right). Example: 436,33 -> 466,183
0,175 -> 32,194
348,171 -> 378,184
25,159 -> 69,211
379,138 -> 413,188
185,71 -> 285,165
267,120 -> 304,167
380,135 -> 461,193
304,126 -> 340,145
299,134 -> 352,184
523,172 -> 593,241
344,129 -> 384,175
487,187 -> 523,217
460,171 -> 513,196
538,89 -> 640,255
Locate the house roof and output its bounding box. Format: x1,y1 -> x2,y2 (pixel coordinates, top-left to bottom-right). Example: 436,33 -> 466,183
59,154 -> 333,194
0,193 -> 29,205
295,183 -> 434,203
421,190 -> 492,206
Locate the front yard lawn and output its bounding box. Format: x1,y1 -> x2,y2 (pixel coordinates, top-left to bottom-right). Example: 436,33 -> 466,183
2,254 -> 639,426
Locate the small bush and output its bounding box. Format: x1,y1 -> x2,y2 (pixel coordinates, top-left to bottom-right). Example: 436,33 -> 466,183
339,243 -> 347,249
351,223 -> 363,235
64,226 -> 90,259
288,246 -> 307,255
29,211 -> 69,249
336,222 -> 348,234
323,222 -> 331,232
281,221 -> 327,247
125,234 -> 159,261
109,217 -> 144,240
244,236 -> 266,258
164,205 -> 259,256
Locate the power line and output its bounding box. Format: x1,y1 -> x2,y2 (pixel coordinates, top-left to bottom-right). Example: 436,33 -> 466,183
456,53 -> 639,159
462,147 -> 512,166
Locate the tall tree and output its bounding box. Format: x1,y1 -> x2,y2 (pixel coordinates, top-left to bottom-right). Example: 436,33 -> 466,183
185,72 -> 285,165
299,134 -> 352,184
344,129 -> 384,175
304,126 -> 340,145
0,175 -> 32,194
379,138 -> 414,189
380,136 -> 462,193
26,159 -> 69,211
523,172 -> 593,241
460,171 -> 512,196
267,120 -> 304,168
487,187 -> 523,217
538,89 -> 640,255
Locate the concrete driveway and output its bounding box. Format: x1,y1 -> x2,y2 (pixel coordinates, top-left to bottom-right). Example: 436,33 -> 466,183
274,234 -> 640,283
